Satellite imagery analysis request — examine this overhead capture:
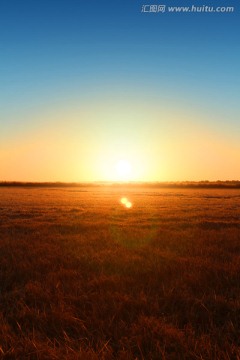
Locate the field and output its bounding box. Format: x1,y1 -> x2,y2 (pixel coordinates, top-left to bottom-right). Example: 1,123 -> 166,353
0,185 -> 240,359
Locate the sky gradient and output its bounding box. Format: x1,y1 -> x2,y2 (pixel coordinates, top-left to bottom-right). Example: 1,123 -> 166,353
0,0 -> 239,182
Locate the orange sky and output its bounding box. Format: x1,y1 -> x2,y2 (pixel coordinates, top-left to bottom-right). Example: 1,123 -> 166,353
1,97 -> 239,182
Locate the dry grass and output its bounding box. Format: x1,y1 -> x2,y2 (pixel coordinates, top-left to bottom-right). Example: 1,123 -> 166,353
0,186 -> 240,359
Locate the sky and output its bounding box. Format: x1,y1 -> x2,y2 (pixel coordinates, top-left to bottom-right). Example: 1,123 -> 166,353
0,0 -> 239,182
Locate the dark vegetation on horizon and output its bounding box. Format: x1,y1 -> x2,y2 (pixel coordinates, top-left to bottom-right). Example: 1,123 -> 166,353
0,180 -> 240,188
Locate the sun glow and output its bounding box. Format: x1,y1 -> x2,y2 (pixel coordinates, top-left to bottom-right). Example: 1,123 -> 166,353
115,160 -> 132,180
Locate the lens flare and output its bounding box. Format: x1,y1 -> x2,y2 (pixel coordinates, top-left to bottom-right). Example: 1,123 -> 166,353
120,197 -> 132,209
125,201 -> 132,208
120,197 -> 128,205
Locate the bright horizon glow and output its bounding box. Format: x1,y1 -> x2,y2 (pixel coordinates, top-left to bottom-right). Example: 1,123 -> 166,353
1,99 -> 240,182
0,98 -> 239,182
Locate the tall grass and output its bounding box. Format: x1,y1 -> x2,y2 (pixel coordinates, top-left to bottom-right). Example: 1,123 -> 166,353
0,187 -> 240,359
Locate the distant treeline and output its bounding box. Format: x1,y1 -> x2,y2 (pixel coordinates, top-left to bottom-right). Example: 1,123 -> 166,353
0,181 -> 240,189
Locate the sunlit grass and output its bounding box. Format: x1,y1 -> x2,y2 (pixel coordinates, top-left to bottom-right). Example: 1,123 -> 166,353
0,186 -> 240,359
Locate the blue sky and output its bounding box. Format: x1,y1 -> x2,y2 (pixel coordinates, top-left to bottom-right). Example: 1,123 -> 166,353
0,0 -> 239,181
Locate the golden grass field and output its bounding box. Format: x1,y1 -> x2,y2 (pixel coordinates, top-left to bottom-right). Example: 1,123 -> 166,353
0,185 -> 240,359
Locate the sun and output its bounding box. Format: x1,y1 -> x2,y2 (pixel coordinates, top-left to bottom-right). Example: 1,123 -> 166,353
115,160 -> 132,180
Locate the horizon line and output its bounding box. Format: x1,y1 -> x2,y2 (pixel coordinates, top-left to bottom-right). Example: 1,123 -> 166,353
0,180 -> 240,189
